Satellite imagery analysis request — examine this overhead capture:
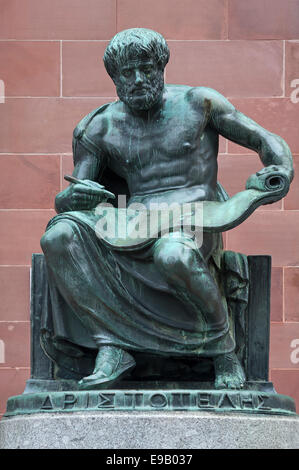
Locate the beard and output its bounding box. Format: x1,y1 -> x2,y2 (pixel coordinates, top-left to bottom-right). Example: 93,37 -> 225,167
116,74 -> 164,111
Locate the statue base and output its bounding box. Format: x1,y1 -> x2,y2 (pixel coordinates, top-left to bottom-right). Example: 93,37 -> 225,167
1,410 -> 299,449
1,382 -> 298,449
3,381 -> 296,417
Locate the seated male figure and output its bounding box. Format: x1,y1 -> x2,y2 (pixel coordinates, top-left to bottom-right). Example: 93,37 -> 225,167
41,29 -> 293,390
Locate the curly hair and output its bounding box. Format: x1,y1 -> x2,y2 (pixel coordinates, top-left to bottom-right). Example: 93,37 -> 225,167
103,28 -> 170,79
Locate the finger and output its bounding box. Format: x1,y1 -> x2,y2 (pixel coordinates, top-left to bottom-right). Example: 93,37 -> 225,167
74,179 -> 106,189
73,199 -> 101,210
256,169 -> 270,176
74,185 -> 110,196
73,192 -> 115,204
73,194 -> 102,205
75,188 -> 115,199
87,181 -> 106,189
98,189 -> 116,199
73,192 -> 94,199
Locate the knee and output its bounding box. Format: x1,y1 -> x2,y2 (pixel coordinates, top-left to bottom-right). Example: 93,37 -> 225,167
154,241 -> 195,277
41,222 -> 76,257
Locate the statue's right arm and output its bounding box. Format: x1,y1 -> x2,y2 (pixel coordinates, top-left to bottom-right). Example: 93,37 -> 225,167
55,133 -> 111,215
55,105 -> 111,214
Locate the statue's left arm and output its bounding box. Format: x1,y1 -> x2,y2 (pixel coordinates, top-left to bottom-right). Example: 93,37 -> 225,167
202,88 -> 294,183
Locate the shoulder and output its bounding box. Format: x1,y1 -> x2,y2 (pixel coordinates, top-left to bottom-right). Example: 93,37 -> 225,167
73,102 -> 110,139
73,101 -> 121,152
185,86 -> 235,114
165,85 -> 234,114
164,84 -> 192,104
165,84 -> 222,102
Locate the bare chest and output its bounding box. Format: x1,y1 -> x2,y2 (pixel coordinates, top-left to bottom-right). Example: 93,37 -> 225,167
104,112 -> 204,177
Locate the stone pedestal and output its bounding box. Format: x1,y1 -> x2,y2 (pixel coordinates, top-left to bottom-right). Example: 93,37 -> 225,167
1,254 -> 296,449
1,411 -> 299,449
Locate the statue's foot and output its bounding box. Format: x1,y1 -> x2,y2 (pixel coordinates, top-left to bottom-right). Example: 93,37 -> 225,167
78,346 -> 136,390
213,352 -> 246,390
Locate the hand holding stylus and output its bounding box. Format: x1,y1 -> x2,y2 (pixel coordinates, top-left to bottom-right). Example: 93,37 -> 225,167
62,174 -> 116,211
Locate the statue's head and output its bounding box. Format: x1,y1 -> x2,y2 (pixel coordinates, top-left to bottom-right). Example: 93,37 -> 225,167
103,28 -> 170,111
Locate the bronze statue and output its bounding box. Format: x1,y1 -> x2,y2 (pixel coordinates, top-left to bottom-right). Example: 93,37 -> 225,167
40,28 -> 293,392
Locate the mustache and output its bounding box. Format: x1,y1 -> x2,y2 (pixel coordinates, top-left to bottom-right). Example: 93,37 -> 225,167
130,86 -> 150,93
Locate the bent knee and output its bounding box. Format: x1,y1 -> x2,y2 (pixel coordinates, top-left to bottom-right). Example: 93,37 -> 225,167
153,240 -> 197,276
41,222 -> 76,256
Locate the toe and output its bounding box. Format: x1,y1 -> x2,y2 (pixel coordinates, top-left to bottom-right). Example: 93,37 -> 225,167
79,371 -> 107,384
215,379 -> 226,389
227,382 -> 237,389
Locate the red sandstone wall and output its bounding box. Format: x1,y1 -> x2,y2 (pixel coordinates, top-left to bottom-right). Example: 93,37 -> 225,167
0,0 -> 299,416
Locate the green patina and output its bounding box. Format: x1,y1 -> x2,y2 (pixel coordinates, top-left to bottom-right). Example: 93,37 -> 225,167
5,29 -> 295,417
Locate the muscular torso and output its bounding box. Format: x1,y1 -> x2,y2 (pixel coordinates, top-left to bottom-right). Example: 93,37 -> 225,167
89,86 -> 219,208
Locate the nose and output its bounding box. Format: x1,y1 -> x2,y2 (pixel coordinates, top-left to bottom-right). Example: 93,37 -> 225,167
134,70 -> 143,85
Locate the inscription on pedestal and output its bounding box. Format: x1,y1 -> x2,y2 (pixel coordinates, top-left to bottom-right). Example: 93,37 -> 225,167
5,388 -> 296,417
37,391 -> 272,413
